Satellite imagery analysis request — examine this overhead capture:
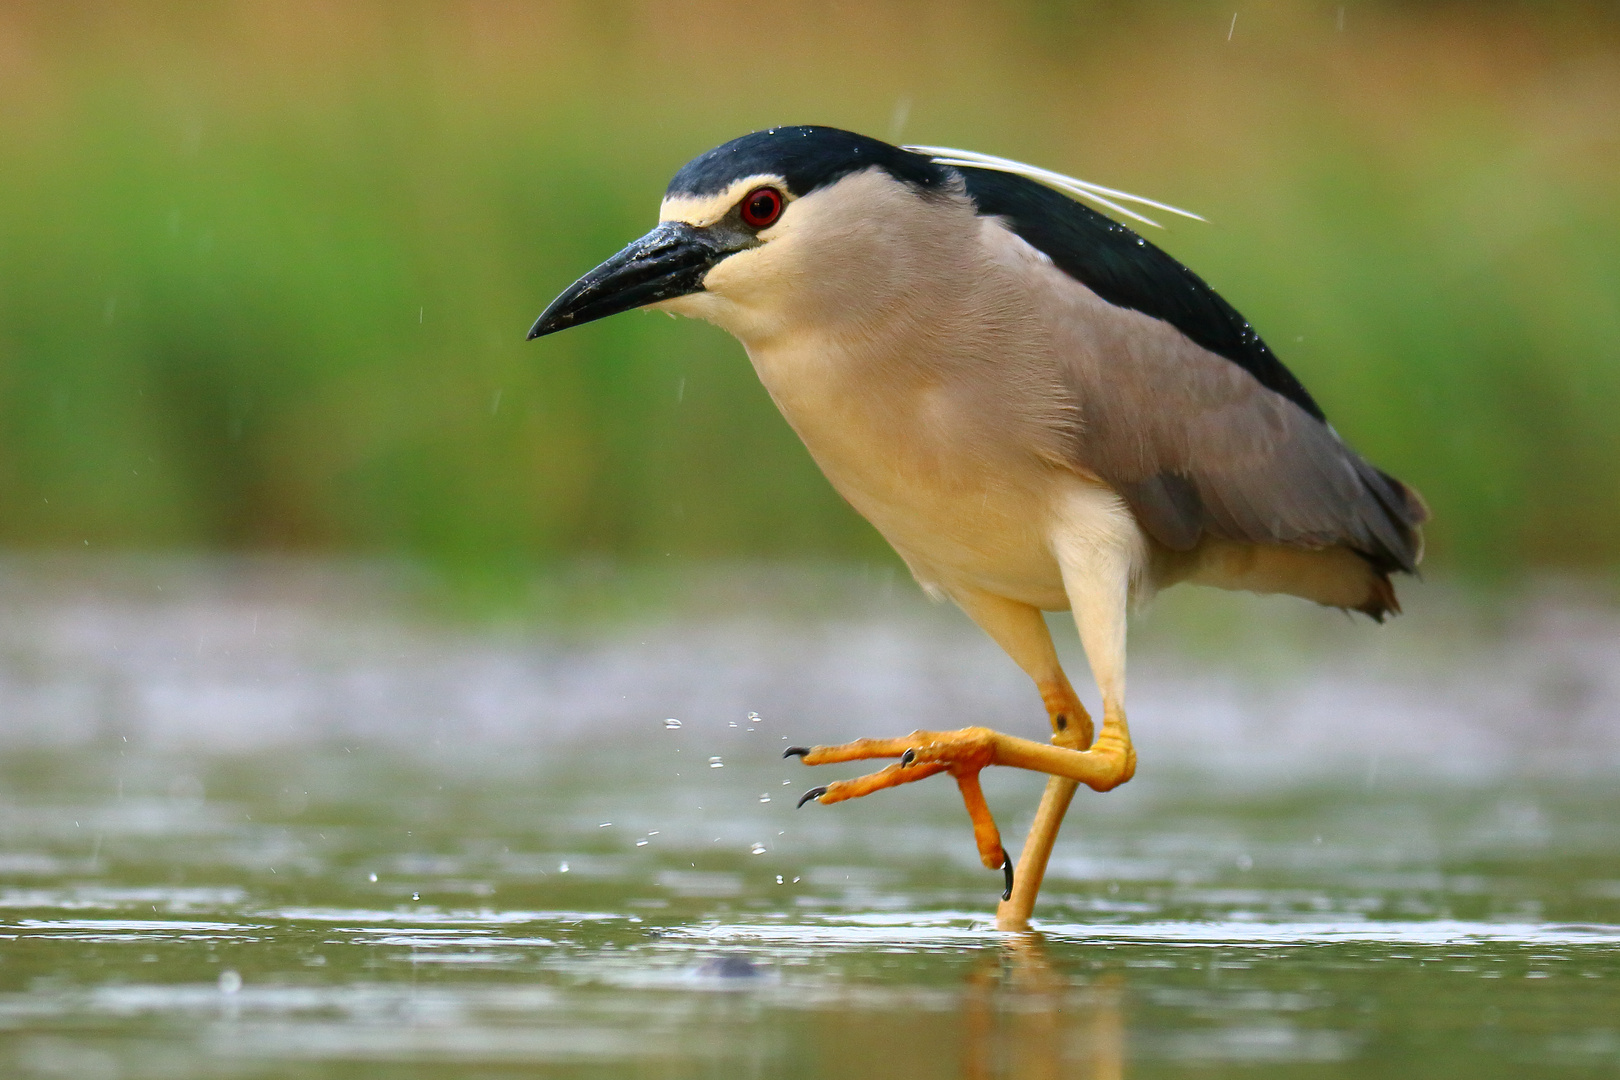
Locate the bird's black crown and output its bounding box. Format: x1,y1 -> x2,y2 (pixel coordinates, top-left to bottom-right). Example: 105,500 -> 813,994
666,126 -> 950,200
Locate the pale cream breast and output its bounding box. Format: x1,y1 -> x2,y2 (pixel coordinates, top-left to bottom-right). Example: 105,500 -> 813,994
661,167 -> 1132,608
738,315 -> 1075,608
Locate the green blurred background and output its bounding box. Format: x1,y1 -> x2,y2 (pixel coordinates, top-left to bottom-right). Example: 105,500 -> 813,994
1,0 -> 1617,587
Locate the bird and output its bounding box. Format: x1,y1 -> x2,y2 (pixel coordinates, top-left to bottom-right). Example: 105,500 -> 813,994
528,125 -> 1427,931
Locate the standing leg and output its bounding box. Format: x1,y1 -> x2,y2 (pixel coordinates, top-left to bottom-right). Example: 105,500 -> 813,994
783,507 -> 1140,924
944,590 -> 1097,931
1054,506 -> 1138,805
996,493 -> 1141,930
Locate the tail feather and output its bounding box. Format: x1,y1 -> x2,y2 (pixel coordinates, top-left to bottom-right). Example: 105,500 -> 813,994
1353,463 -> 1428,576
1355,566 -> 1402,623
1185,538 -> 1408,620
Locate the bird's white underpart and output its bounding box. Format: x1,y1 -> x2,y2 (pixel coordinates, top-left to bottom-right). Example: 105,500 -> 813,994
904,145 -> 1206,229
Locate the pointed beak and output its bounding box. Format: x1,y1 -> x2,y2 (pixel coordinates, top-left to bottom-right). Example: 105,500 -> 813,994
527,221 -> 729,340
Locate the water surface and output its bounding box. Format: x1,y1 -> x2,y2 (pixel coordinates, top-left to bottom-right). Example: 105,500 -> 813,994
1,559 -> 1617,1077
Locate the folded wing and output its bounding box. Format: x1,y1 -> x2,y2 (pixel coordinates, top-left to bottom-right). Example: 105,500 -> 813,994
956,164 -> 1426,576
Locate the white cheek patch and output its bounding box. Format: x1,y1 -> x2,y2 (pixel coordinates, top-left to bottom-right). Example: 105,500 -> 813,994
659,174 -> 788,227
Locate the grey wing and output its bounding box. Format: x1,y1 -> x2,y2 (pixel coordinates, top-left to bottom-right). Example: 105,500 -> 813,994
1057,297 -> 1426,575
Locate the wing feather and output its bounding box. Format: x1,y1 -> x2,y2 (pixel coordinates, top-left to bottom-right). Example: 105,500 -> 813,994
950,159 -> 1427,577
1029,241 -> 1425,573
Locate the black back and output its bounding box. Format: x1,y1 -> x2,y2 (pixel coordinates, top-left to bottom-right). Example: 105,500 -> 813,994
956,167 -> 1325,421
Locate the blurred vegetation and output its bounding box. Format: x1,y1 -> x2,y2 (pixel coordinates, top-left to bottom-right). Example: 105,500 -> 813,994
0,1 -> 1617,585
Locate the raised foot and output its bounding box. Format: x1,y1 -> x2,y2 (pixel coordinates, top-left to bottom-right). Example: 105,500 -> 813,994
785,722 -> 1136,891
788,724 -> 1135,797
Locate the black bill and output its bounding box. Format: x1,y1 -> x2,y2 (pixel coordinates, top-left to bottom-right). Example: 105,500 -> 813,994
527,221 -> 728,340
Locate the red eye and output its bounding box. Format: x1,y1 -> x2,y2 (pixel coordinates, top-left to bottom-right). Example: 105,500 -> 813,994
739,187 -> 784,229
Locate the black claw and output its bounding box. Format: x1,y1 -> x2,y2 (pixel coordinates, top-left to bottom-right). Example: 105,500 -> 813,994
899,748 -> 916,767
797,786 -> 828,809
1001,852 -> 1014,902
783,746 -> 810,759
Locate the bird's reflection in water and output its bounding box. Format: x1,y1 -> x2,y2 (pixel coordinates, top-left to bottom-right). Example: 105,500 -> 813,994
962,936 -> 1125,1080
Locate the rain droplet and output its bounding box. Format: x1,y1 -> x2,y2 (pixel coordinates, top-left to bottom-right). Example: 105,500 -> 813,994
709,757 -> 724,769
600,822 -> 612,828
218,970 -> 242,994
792,876 -> 801,883
559,862 -> 569,873
759,793 -> 771,803
412,892 -> 420,901
636,839 -> 649,847
368,873 -> 378,882
750,843 -> 767,855
776,875 -> 784,884
748,712 -> 763,723
782,780 -> 792,785
664,718 -> 682,729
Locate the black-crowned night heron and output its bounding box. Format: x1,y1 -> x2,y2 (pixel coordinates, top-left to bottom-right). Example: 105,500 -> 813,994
529,126 -> 1426,930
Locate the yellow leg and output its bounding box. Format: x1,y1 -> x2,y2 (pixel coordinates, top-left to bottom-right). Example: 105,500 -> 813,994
787,586 -> 1138,928
1002,777 -> 1078,929
954,771 -> 1008,880
999,696 -> 1135,930
953,588 -> 1130,931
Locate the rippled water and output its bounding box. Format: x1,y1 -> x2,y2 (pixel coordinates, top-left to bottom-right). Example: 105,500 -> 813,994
1,559 -> 1618,1077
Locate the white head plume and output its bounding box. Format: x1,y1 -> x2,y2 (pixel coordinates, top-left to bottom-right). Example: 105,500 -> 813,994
903,145 -> 1205,229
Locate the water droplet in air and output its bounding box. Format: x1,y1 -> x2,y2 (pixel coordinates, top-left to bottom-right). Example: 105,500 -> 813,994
750,843 -> 767,855
218,970 -> 242,994
759,793 -> 771,803
664,718 -> 682,729
729,721 -> 738,728
368,873 -> 378,882
559,862 -> 569,873
636,839 -> 648,847
709,757 -> 724,769
776,875 -> 784,884
748,712 -> 762,723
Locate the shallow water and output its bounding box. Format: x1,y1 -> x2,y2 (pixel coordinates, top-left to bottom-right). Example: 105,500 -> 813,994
1,559 -> 1618,1077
